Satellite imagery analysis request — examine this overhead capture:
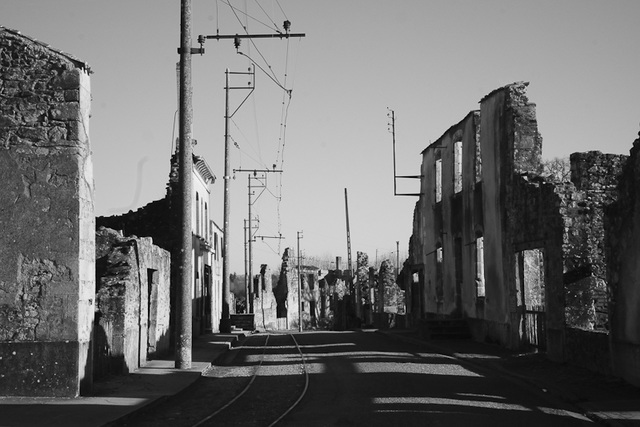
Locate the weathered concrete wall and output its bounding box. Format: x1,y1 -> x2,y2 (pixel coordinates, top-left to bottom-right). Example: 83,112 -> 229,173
0,28 -> 94,397
94,228 -> 170,379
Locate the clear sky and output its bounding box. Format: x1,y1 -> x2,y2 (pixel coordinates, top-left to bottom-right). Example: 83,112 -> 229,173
3,0 -> 639,274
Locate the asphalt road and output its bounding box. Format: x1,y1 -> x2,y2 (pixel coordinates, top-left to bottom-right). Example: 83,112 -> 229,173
281,330 -> 593,426
116,330 -> 595,427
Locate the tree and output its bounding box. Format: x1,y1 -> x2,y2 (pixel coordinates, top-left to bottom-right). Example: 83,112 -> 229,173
541,157 -> 571,183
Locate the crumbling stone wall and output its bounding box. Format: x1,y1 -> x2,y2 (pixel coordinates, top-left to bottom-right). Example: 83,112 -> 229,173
0,28 -> 94,397
273,248 -> 291,322
605,132 -> 640,386
561,152 -> 626,330
253,264 -> 277,330
94,227 -> 170,378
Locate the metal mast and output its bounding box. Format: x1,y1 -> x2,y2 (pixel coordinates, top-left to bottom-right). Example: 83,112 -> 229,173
297,230 -> 303,332
388,108 -> 422,197
234,168 -> 282,314
195,27 -> 304,332
344,188 -> 361,319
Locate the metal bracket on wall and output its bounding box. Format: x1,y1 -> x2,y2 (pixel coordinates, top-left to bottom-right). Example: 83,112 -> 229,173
388,108 -> 423,196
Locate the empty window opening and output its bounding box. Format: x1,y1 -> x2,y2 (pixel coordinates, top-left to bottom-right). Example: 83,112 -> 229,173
435,158 -> 443,203
436,244 -> 444,301
475,131 -> 482,183
515,248 -> 546,349
475,236 -> 486,298
195,192 -> 200,236
454,140 -> 462,193
204,202 -> 208,240
516,249 -> 545,310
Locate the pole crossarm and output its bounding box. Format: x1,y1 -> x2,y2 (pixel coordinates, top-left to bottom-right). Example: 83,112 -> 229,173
388,108 -> 424,197
234,168 -> 283,174
255,235 -> 284,240
202,33 -> 306,40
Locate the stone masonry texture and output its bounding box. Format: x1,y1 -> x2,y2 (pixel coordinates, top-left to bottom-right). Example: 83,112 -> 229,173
0,27 -> 94,397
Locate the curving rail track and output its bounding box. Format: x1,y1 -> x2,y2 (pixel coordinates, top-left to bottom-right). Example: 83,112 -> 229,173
191,332 -> 309,427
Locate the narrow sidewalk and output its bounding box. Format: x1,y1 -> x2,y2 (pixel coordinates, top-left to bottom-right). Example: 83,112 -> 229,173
0,332 -> 245,427
378,329 -> 640,427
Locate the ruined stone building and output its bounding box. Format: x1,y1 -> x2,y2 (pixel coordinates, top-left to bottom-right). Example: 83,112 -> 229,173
401,81 -> 639,386
94,227 -> 171,379
0,27 -> 94,396
98,151 -> 223,336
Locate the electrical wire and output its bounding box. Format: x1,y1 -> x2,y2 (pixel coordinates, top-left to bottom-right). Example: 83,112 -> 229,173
215,0 -> 220,34
237,51 -> 288,92
255,0 -> 282,32
225,0 -> 281,84
224,0 -> 279,32
275,0 -> 288,21
223,0 -> 298,258
230,118 -> 270,169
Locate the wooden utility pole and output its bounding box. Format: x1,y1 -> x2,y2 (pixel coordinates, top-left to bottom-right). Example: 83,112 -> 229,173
176,0 -> 195,369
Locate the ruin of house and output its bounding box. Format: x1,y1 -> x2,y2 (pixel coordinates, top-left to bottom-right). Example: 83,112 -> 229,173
94,227 -> 171,379
97,152 -> 224,337
0,27 -> 94,396
400,81 -> 640,386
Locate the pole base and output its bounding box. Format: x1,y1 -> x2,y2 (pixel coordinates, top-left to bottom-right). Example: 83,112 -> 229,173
219,318 -> 232,334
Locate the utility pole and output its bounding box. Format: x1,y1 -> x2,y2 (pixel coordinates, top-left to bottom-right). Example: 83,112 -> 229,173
243,219 -> 248,313
396,241 -> 400,277
388,108 -> 422,197
234,168 -> 282,314
297,231 -> 303,332
344,188 -> 361,319
176,0 -> 199,370
196,24 -> 304,334
243,219 -> 259,313
221,67 -> 254,332
247,174 -> 254,313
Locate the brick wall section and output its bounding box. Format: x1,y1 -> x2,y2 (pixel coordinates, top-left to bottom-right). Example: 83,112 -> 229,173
0,28 -> 94,397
